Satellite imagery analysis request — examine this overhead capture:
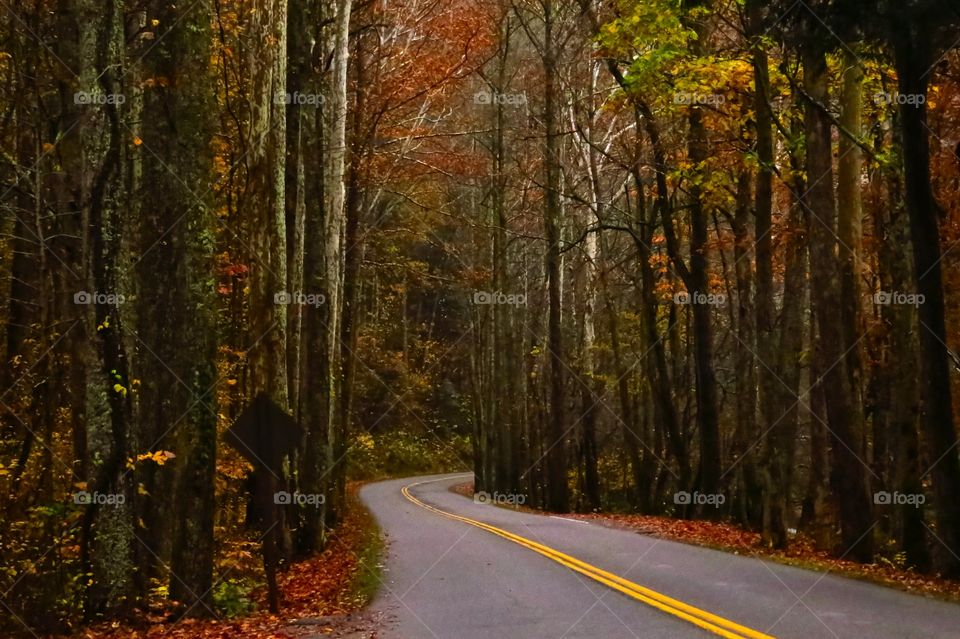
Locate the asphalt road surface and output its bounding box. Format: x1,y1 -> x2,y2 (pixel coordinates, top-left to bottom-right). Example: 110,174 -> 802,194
360,474 -> 960,639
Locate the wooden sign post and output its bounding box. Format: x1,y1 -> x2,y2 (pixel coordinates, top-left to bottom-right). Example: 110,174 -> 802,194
225,393 -> 302,613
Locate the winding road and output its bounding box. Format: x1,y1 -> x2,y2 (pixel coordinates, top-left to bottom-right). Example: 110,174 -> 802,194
360,474 -> 960,639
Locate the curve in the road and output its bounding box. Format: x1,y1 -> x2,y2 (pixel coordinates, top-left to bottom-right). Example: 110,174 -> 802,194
401,476 -> 775,639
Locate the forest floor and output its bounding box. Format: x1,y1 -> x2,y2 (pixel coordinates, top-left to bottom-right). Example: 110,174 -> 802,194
450,482 -> 960,604
52,484 -> 383,639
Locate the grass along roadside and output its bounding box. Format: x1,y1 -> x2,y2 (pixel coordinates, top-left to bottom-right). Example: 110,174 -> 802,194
342,486 -> 386,610
450,481 -> 960,604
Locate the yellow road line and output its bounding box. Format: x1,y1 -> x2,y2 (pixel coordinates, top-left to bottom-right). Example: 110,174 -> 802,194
401,478 -> 777,639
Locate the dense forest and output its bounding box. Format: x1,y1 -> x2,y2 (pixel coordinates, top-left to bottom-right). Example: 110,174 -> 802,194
1,0 -> 960,634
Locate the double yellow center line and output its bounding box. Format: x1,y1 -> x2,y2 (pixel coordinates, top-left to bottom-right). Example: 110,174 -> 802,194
401,478 -> 776,639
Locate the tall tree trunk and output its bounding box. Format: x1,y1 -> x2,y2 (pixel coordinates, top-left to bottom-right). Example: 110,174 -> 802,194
73,0 -> 135,616
749,0 -> 784,545
682,0 -> 721,512
837,49 -> 865,435
893,31 -> 960,577
541,0 -> 568,513
246,0 -> 289,608
322,0 -> 353,524
136,0 -> 220,609
802,42 -> 873,563
874,169 -> 930,571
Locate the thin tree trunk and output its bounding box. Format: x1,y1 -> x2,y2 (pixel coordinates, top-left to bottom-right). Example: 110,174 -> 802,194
541,0 -> 568,513
322,0 -> 353,524
730,172 -> 760,526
